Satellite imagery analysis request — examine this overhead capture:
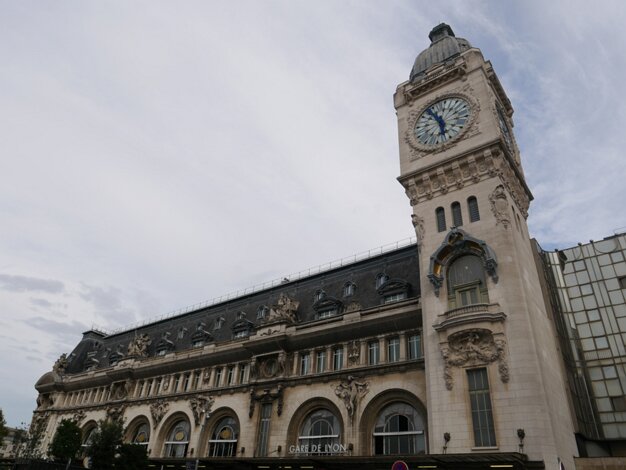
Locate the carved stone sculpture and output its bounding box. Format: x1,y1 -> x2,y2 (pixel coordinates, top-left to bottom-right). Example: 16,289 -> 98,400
150,400 -> 169,429
106,404 -> 126,422
267,293 -> 299,323
249,385 -> 283,418
411,214 -> 425,244
489,184 -> 510,228
52,353 -> 68,373
440,329 -> 509,390
189,395 -> 215,425
348,340 -> 360,364
334,376 -> 369,424
127,333 -> 152,358
36,393 -> 53,409
72,410 -> 86,424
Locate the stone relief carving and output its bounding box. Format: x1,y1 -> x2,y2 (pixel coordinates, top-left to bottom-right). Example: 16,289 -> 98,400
52,353 -> 68,374
36,393 -> 54,410
489,184 -> 511,229
72,410 -> 86,424
110,380 -> 132,401
127,333 -> 151,358
333,376 -> 369,424
440,329 -> 509,390
150,400 -> 169,429
348,340 -> 360,364
189,395 -> 215,426
411,214 -> 425,244
106,404 -> 126,422
259,328 -> 280,337
344,301 -> 362,313
267,293 -> 299,323
31,411 -> 50,436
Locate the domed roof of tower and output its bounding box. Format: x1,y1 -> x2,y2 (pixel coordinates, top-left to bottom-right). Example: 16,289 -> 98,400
410,23 -> 472,82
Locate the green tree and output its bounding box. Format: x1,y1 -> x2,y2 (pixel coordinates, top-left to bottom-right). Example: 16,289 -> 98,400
0,408 -> 7,442
48,419 -> 82,463
85,419 -> 123,470
115,443 -> 148,470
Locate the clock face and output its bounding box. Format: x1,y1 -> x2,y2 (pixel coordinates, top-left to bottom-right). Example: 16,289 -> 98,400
414,98 -> 470,146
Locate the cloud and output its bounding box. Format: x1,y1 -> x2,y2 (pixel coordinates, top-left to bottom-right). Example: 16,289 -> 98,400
29,297 -> 53,308
0,274 -> 64,294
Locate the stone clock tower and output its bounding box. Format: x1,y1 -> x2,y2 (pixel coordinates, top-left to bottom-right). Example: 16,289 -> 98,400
395,24 -> 577,467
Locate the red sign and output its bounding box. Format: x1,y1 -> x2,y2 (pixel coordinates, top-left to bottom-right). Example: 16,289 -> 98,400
391,461 -> 409,470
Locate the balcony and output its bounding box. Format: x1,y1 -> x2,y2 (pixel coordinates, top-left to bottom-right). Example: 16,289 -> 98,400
433,302 -> 506,332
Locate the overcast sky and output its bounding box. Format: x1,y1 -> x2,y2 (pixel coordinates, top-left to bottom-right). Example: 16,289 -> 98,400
1,1 -> 625,427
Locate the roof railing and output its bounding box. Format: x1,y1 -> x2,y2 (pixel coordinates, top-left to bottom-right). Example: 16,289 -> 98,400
91,236 -> 417,336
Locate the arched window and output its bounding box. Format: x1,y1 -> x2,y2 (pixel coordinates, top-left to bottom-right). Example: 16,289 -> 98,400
451,201 -> 463,227
447,255 -> 489,308
132,422 -> 150,448
435,207 -> 446,232
298,409 -> 341,455
164,419 -> 190,458
375,273 -> 389,289
373,403 -> 425,455
208,416 -> 238,457
257,305 -> 268,320
81,425 -> 97,453
467,196 -> 480,222
343,282 -> 356,297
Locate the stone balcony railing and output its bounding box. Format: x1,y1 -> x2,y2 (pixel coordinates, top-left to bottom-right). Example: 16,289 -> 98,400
433,302 -> 506,332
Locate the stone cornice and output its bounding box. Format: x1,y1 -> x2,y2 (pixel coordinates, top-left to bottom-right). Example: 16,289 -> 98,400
398,141 -> 532,217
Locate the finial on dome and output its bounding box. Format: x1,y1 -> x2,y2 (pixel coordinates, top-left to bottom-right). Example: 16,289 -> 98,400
428,23 -> 455,43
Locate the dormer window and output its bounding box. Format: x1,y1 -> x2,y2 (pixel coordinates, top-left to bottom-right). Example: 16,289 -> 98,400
376,273 -> 389,289
343,282 -> 356,297
155,332 -> 174,356
314,290 -> 326,302
234,330 -> 249,339
177,327 -> 187,339
237,311 -> 246,320
214,317 -> 225,331
191,322 -> 212,348
377,278 -> 411,305
257,305 -> 269,320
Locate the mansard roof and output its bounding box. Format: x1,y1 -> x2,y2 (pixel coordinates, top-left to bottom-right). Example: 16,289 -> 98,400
61,244 -> 420,374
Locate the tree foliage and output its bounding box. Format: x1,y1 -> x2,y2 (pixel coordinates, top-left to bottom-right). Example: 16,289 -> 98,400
48,419 -> 82,462
115,443 -> 149,470
0,408 -> 7,442
85,419 -> 123,470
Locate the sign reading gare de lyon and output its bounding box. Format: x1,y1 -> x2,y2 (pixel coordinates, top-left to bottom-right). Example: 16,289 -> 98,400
288,443 -> 349,455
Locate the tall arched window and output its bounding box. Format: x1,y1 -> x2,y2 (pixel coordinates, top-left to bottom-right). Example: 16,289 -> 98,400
447,255 -> 489,308
451,201 -> 463,227
164,419 -> 190,458
435,207 -> 446,232
298,409 -> 341,455
208,416 -> 238,457
373,403 -> 425,455
467,196 -> 480,222
81,424 -> 97,454
132,422 -> 150,448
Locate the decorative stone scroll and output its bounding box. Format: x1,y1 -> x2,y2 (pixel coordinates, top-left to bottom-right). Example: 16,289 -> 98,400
489,184 -> 511,229
411,214 -> 425,244
150,400 -> 169,429
333,376 -> 369,424
189,394 -> 215,426
267,293 -> 300,323
127,333 -> 151,358
440,329 -> 509,390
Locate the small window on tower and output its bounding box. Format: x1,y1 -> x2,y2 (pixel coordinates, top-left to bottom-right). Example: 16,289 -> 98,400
467,196 -> 480,222
451,202 -> 463,227
436,207 -> 446,232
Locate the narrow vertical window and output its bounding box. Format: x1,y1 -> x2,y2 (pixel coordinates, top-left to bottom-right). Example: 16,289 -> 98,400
256,403 -> 272,457
451,201 -> 463,227
436,207 -> 446,232
227,366 -> 235,385
467,368 -> 496,447
173,375 -> 181,393
300,352 -> 311,375
333,347 -> 344,371
214,368 -> 223,387
408,334 -> 422,360
192,372 -> 199,390
467,196 -> 480,222
239,364 -> 248,384
368,341 -> 380,365
316,350 -> 326,373
388,337 -> 400,362
183,374 -> 190,391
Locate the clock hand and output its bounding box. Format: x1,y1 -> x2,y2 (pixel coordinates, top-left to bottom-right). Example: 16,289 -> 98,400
426,108 -> 446,136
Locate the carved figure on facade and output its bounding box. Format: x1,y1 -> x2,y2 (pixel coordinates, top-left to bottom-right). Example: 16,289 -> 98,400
334,376 -> 369,424
489,184 -> 511,229
36,393 -> 54,409
344,301 -> 362,313
189,395 -> 215,425
348,340 -> 360,364
268,293 -> 299,323
411,214 -> 425,244
52,353 -> 68,373
150,400 -> 169,429
440,329 -> 508,390
127,333 -> 151,358
31,411 -> 50,436
106,404 -> 126,422
72,410 -> 86,424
